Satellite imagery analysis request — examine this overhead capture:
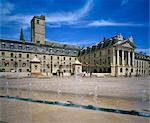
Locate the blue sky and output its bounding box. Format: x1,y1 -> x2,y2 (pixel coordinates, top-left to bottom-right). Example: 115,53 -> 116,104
0,0 -> 149,54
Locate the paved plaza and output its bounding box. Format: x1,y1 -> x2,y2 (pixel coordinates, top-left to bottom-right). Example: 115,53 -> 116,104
0,76 -> 150,123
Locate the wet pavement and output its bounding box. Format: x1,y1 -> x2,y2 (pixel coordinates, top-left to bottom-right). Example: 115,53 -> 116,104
0,76 -> 149,123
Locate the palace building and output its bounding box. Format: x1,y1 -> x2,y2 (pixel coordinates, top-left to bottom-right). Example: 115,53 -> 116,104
78,34 -> 150,76
0,15 -> 81,77
0,15 -> 149,77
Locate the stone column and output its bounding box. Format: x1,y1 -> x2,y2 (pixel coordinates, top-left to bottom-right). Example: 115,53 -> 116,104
132,52 -> 134,66
112,48 -> 116,66
122,50 -> 124,66
117,50 -> 119,66
128,51 -> 130,66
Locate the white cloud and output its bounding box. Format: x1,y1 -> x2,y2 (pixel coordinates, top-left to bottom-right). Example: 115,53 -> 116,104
121,0 -> 128,6
135,48 -> 150,56
87,20 -> 143,27
0,0 -> 93,29
0,0 -> 14,15
46,0 -> 93,24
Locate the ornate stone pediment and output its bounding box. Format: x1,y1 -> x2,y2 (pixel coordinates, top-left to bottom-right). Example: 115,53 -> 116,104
121,42 -> 134,49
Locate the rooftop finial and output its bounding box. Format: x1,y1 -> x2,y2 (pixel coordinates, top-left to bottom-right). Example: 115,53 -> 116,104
118,33 -> 123,40
128,36 -> 133,42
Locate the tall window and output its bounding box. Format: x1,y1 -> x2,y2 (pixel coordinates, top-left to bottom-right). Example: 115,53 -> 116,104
19,54 -> 22,58
10,53 -> 13,57
27,54 -> 29,58
19,60 -> 22,67
26,60 -> 30,66
108,57 -> 110,64
37,20 -> 39,24
108,49 -> 110,54
11,59 -> 13,67
35,65 -> 37,70
51,56 -> 53,60
99,51 -> 101,56
43,55 -> 46,59
2,52 -> 5,56
120,68 -> 123,73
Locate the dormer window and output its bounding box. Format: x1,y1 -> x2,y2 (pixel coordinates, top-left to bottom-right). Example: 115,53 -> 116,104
49,48 -> 52,52
18,44 -> 22,50
56,49 -> 59,52
10,43 -> 14,49
26,45 -> 29,50
1,42 -> 5,48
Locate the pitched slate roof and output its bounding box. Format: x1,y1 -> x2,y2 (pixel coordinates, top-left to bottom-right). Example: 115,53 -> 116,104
79,34 -> 135,55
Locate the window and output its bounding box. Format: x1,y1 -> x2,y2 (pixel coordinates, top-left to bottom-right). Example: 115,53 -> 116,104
19,54 -> 22,58
64,57 -> 65,60
94,53 -> 96,57
57,57 -> 59,60
10,53 -> 13,57
19,69 -> 22,72
18,45 -> 22,50
1,43 -> 5,48
100,59 -> 101,65
26,60 -> 30,66
131,69 -> 133,73
43,69 -> 45,73
10,69 -> 14,72
51,56 -> 53,60
120,68 -> 123,73
43,55 -> 46,59
37,20 -> 39,24
64,70 -> 66,73
2,52 -> 5,56
35,65 -> 37,70
75,58 -> 76,60
26,45 -> 29,50
37,41 -> 40,44
99,51 -> 101,56
27,54 -> 29,58
108,57 -> 110,64
108,49 -> 110,54
10,43 -> 14,49
26,69 -> 29,72
2,68 -> 5,72
19,60 -> 22,67
11,59 -> 13,66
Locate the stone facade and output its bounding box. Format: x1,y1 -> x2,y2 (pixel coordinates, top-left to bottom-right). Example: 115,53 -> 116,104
134,53 -> 150,76
0,15 -> 149,77
31,15 -> 45,44
78,34 -> 150,76
0,39 -> 79,76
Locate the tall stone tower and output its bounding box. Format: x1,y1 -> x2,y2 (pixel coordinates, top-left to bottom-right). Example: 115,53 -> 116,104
31,15 -> 45,44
